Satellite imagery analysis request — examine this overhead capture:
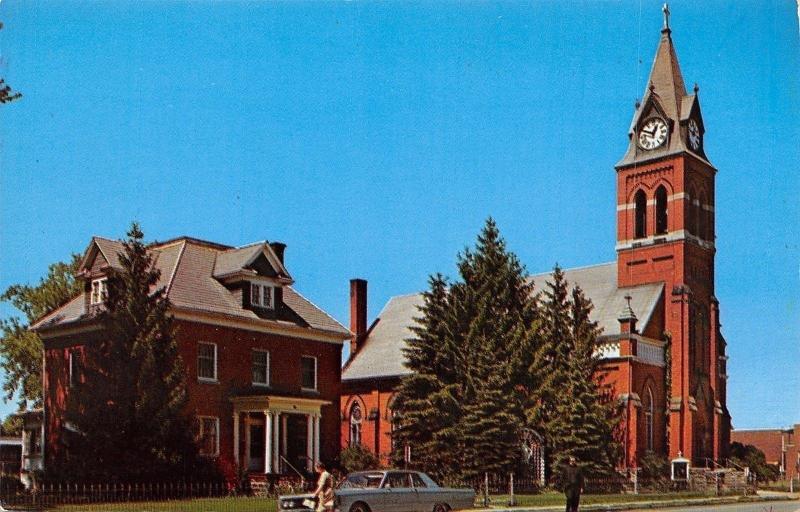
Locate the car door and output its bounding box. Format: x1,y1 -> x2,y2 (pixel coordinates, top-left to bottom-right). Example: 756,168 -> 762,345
382,471 -> 416,512
410,472 -> 434,512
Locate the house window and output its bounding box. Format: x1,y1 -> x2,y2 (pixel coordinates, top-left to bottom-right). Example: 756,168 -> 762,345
198,342 -> 217,381
252,350 -> 269,386
26,428 -> 41,455
634,190 -> 647,239
349,402 -> 362,447
195,416 -> 219,457
68,349 -> 81,388
301,356 -> 317,391
250,283 -> 274,309
655,186 -> 668,235
90,278 -> 108,304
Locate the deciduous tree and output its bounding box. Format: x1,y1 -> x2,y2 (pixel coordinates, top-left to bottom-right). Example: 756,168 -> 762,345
0,256 -> 82,409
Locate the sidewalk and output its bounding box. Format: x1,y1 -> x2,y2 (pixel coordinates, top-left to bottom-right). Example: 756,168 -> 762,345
470,493 -> 799,511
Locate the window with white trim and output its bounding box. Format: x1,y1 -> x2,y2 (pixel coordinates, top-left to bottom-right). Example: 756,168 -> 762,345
197,342 -> 217,381
349,402 -> 362,447
90,278 -> 108,304
250,283 -> 274,309
301,356 -> 317,391
195,416 -> 219,457
252,349 -> 270,386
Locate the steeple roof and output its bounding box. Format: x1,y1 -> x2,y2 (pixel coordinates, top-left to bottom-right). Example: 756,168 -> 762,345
647,27 -> 686,122
617,6 -> 713,169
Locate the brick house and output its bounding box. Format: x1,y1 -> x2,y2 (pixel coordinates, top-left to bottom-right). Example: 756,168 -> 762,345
732,426 -> 799,481
32,236 -> 351,480
341,15 -> 730,470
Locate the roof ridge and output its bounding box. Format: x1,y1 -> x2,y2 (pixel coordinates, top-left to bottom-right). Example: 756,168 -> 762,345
388,291 -> 424,300
150,236 -> 231,251
164,240 -> 187,297
530,260 -> 616,277
230,240 -> 267,251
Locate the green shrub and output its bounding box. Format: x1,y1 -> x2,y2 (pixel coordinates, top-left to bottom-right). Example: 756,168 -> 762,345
339,445 -> 379,473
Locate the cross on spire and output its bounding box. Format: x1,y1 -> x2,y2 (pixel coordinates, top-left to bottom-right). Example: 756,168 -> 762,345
662,3 -> 671,31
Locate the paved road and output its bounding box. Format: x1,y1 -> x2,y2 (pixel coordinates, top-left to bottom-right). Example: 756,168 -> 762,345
625,500 -> 800,512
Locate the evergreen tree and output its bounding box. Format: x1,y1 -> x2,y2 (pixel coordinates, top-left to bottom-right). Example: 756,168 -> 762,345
393,218 -> 539,480
549,286 -> 620,478
527,266 -> 572,464
392,274 -> 463,478
59,223 -> 202,482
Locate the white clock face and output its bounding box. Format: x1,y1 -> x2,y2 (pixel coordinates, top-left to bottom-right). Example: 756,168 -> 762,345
688,119 -> 701,150
638,118 -> 668,150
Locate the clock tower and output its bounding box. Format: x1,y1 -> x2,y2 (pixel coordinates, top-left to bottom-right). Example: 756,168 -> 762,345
615,6 -> 730,463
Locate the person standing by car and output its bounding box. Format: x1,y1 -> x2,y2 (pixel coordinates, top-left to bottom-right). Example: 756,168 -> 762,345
561,456 -> 584,512
312,461 -> 334,512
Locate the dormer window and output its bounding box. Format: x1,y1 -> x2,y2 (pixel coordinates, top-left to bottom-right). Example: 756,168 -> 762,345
250,283 -> 274,309
90,278 -> 108,304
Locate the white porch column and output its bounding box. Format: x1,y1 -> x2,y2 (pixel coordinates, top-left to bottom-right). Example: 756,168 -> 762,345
233,412 -> 240,467
272,411 -> 280,473
306,414 -> 314,472
313,414 -> 321,466
264,411 -> 272,474
244,413 -> 251,471
281,414 -> 288,460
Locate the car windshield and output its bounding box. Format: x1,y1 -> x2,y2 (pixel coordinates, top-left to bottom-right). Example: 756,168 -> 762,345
338,472 -> 384,489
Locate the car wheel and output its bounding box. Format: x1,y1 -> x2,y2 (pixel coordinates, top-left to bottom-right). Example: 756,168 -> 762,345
432,503 -> 449,512
349,502 -> 371,512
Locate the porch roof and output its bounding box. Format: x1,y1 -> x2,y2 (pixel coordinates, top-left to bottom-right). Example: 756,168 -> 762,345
231,394 -> 331,415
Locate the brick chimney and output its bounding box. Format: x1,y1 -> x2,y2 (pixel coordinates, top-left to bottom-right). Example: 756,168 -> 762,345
350,279 -> 368,356
269,242 -> 286,264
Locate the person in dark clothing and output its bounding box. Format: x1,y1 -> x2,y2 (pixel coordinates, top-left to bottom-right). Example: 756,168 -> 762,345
562,456 -> 584,512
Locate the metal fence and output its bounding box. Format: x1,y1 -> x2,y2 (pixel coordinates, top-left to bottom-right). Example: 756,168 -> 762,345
0,480 -> 301,510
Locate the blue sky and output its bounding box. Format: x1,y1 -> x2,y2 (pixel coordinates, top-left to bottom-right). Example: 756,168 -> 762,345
0,1 -> 797,430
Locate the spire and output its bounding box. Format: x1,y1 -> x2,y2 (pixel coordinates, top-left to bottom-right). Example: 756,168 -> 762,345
646,7 -> 686,122
616,3 -> 713,168
618,295 -> 637,323
618,295 -> 638,334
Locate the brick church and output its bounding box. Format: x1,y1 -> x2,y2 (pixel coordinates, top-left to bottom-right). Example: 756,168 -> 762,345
341,10 -> 731,470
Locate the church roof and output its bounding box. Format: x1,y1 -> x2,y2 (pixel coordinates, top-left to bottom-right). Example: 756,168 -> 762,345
342,262 -> 664,382
31,237 -> 349,339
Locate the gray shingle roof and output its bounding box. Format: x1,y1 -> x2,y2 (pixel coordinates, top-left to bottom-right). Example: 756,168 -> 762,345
342,262 -> 664,382
32,237 -> 349,338
212,244 -> 264,278
341,293 -> 423,381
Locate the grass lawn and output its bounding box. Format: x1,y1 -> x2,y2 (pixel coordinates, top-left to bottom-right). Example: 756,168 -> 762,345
480,490 -> 714,508
46,491 -> 726,511
54,497 -> 278,512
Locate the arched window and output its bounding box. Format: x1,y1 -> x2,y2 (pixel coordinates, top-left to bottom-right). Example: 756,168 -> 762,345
698,192 -> 708,240
634,190 -> 647,239
643,386 -> 654,452
349,402 -> 362,447
655,186 -> 668,235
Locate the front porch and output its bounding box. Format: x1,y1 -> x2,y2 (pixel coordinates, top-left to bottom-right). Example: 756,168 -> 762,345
231,395 -> 329,477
